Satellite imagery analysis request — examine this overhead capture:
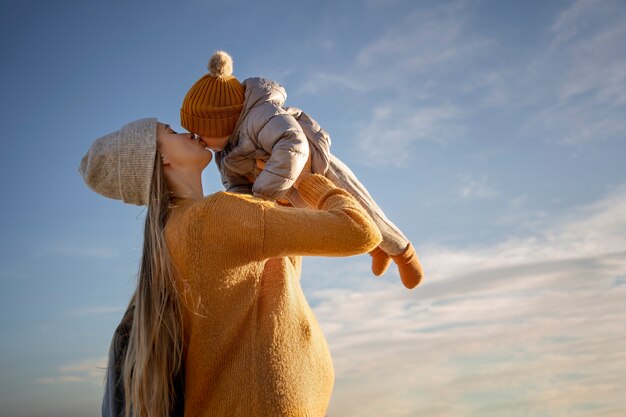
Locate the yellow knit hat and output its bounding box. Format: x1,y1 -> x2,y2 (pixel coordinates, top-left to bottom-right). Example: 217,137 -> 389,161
180,51 -> 245,137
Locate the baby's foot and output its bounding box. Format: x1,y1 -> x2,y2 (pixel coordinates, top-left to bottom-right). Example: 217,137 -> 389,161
369,246 -> 392,276
391,243 -> 423,289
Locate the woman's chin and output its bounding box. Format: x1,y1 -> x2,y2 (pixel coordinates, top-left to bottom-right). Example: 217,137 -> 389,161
201,153 -> 213,169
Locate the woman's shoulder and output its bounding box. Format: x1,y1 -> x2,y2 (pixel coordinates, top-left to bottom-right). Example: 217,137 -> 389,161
202,191 -> 269,206
165,191 -> 269,252
171,191 -> 270,223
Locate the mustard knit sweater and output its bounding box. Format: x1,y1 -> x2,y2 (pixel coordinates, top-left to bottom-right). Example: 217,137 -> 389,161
164,175 -> 382,417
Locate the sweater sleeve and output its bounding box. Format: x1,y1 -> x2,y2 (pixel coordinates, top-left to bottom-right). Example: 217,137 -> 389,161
260,174 -> 382,259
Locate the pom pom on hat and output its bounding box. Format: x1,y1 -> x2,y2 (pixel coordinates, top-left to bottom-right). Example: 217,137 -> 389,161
208,50 -> 234,79
181,50 -> 244,137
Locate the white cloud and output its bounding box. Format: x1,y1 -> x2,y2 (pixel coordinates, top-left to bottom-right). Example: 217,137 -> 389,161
550,0 -> 617,49
299,72 -> 372,95
432,0 -> 626,147
299,0 -> 626,169
351,0 -> 626,148
457,173 -> 497,199
36,357 -> 107,386
301,2 -> 492,95
298,2 -> 490,166
358,104 -> 465,167
313,185 -> 626,417
522,0 -> 626,144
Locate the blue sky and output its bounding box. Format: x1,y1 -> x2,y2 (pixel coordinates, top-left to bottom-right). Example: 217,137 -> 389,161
1,0 -> 625,416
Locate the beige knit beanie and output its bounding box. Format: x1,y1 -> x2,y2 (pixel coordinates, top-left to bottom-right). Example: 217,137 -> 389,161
78,118 -> 157,206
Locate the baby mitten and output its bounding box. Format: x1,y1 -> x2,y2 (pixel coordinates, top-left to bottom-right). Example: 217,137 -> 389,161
391,243 -> 423,289
369,246 -> 392,276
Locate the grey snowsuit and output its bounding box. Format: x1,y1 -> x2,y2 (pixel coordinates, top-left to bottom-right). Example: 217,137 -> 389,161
215,77 -> 408,255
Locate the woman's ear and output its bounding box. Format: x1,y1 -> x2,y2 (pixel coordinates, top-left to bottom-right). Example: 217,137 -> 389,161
161,154 -> 170,166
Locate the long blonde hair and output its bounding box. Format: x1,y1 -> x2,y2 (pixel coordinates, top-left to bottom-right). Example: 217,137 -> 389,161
122,153 -> 183,417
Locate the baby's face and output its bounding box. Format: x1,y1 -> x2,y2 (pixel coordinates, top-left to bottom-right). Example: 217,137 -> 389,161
198,134 -> 230,152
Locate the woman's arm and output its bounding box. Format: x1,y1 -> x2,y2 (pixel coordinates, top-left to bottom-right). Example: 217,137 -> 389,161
188,173 -> 381,260
259,174 -> 382,259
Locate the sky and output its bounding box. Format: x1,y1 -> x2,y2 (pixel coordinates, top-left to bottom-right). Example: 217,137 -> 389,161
0,0 -> 625,416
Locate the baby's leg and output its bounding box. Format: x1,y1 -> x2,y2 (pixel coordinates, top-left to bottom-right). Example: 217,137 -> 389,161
288,155 -> 423,288
287,154 -> 408,255
325,154 -> 409,256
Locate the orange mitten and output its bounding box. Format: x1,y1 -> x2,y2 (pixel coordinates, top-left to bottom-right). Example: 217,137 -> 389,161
369,246 -> 392,276
391,243 -> 423,289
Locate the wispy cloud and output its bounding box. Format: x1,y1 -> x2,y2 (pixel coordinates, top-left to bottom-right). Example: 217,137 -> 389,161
301,2 -> 492,94
457,173 -> 497,199
316,0 -> 626,155
550,0 -> 620,50
36,357 -> 107,386
298,2 -> 490,166
358,104 -> 464,167
314,184 -> 626,416
514,0 -> 626,145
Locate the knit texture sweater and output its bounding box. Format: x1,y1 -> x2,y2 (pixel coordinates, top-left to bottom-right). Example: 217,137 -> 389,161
164,175 -> 382,417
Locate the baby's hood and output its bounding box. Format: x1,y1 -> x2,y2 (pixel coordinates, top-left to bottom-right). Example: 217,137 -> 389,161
226,77 -> 287,148
240,77 -> 287,118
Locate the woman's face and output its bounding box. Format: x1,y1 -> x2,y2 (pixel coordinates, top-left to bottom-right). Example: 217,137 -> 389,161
157,123 -> 213,169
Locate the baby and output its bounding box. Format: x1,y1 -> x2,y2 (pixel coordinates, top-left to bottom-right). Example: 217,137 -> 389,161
180,51 -> 423,289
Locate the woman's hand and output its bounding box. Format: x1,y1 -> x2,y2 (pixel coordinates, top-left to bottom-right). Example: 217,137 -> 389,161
293,154 -> 312,190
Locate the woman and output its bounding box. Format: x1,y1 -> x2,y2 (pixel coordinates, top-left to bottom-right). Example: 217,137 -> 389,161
79,118 -> 382,417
